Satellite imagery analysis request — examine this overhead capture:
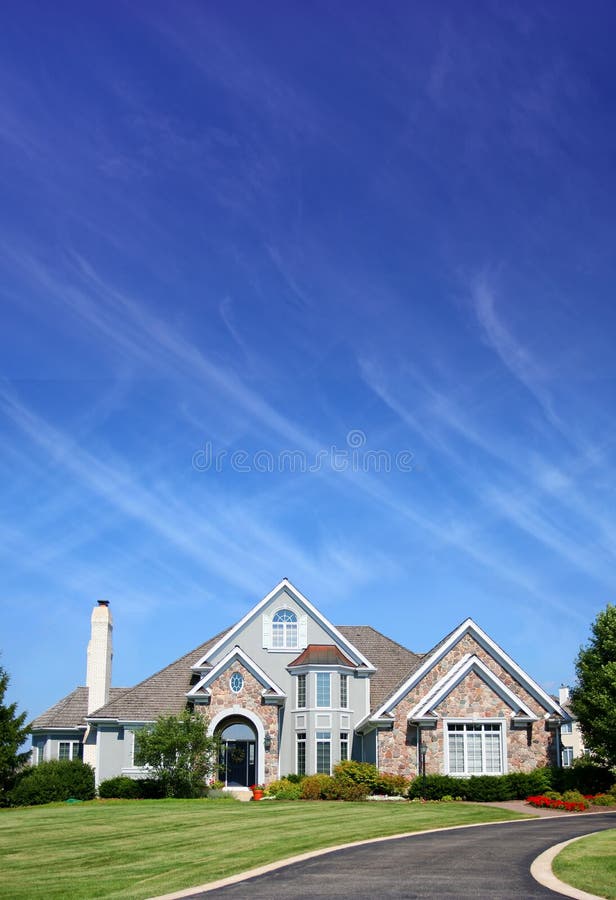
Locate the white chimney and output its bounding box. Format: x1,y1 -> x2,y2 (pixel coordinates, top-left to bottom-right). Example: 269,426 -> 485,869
86,600 -> 113,714
559,685 -> 570,706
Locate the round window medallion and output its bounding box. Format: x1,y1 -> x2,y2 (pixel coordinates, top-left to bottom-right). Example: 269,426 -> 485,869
229,672 -> 244,694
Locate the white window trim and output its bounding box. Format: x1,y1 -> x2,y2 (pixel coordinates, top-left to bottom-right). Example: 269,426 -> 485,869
296,673 -> 307,709
58,740 -> 82,761
443,718 -> 508,776
271,608 -> 300,650
296,731 -> 307,776
340,674 -> 349,709
316,672 -> 332,708
315,730 -> 332,775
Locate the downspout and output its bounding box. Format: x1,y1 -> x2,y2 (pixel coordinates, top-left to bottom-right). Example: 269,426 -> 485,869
417,724 -> 421,774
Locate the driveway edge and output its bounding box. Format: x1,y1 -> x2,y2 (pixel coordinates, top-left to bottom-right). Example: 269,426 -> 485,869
530,830 -> 607,900
148,811 -> 598,900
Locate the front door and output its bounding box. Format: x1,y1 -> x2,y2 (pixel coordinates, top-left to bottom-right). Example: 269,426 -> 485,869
218,720 -> 257,787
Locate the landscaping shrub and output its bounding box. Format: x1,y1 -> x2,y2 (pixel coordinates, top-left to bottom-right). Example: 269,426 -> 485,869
562,790 -> 589,808
550,761 -> 614,795
284,773 -> 304,784
10,760 -> 95,806
408,769 -> 558,802
374,773 -> 410,796
333,761 -> 380,793
463,775 -> 515,802
300,774 -> 334,799
587,793 -> 615,806
506,769 -> 552,798
98,776 -> 141,799
408,775 -> 461,800
266,778 -> 302,800
337,782 -> 370,801
135,778 -> 165,799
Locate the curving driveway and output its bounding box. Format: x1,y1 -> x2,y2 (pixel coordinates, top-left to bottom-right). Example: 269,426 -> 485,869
183,812 -> 616,899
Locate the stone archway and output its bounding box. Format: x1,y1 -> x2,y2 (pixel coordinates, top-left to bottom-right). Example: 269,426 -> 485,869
216,717 -> 257,787
209,708 -> 266,786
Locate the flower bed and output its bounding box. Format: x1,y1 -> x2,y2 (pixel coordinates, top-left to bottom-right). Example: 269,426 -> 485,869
526,795 -> 586,812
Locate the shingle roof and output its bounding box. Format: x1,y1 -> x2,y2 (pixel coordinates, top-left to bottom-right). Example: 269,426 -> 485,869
34,624 -> 424,727
30,686 -> 129,730
288,644 -> 358,668
337,626 -> 424,713
89,628 -> 229,721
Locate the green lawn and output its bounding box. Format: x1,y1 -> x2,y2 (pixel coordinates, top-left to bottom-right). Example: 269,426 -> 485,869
0,798 -> 529,899
553,829 -> 616,900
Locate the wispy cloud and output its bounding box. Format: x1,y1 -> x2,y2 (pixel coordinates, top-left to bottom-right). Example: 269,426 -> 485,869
471,273 -> 560,424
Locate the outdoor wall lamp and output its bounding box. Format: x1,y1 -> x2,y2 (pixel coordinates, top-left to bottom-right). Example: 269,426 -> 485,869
264,734 -> 272,751
420,741 -> 427,777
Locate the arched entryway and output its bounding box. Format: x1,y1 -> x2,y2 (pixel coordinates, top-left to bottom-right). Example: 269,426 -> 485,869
216,718 -> 257,787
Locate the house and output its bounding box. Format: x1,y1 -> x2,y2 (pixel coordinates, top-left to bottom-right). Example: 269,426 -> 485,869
558,685 -> 586,767
31,579 -> 569,790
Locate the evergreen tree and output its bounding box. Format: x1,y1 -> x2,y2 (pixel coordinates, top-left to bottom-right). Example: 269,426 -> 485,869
570,603 -> 616,767
0,664 -> 31,805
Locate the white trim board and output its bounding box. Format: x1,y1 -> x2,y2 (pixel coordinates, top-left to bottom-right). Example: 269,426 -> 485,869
191,579 -> 375,672
374,618 -> 567,719
407,654 -> 537,720
186,645 -> 286,700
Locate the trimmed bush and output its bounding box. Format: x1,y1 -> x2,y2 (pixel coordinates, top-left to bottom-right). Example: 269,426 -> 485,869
333,761 -> 380,793
10,760 -> 95,806
506,769 -> 552,798
588,793 -> 615,806
374,773 -> 410,797
266,778 -> 302,800
463,775 -> 515,802
550,762 -> 614,795
408,774 -> 461,800
284,773 -> 304,784
98,776 -> 141,799
562,789 -> 589,808
408,768 -> 560,802
300,774 -> 334,800
340,782 -> 370,801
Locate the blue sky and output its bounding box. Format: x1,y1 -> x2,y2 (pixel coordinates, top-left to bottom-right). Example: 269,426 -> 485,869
2,1 -> 616,721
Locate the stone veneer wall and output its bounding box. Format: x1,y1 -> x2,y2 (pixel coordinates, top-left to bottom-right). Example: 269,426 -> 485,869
196,663 -> 279,784
378,633 -> 556,777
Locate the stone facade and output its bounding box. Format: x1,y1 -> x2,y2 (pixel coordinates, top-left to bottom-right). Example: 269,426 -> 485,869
378,633 -> 556,777
196,662 -> 279,782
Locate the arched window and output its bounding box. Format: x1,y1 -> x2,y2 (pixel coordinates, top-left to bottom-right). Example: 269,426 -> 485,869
272,609 -> 298,648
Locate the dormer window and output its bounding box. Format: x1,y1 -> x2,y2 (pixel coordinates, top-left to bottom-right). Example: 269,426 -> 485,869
272,609 -> 298,649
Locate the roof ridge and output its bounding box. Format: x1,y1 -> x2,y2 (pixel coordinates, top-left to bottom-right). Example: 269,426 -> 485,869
91,626 -> 231,717
337,624 -> 420,656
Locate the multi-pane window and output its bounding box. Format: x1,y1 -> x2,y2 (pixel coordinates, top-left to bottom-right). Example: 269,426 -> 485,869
272,609 -> 298,648
447,723 -> 503,775
561,722 -> 573,734
316,731 -> 331,774
316,672 -> 331,707
296,732 -> 306,776
562,747 -> 574,768
58,741 -> 82,761
340,732 -> 349,762
340,674 -> 348,709
297,674 -> 306,708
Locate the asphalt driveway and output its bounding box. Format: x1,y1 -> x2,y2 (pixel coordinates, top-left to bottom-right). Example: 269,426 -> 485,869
185,812 -> 616,899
